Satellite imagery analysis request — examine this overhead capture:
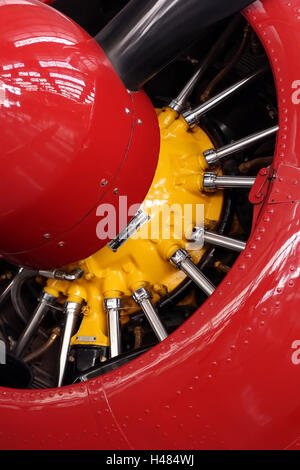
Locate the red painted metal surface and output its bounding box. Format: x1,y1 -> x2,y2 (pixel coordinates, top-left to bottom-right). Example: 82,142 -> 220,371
0,0 -> 300,450
0,0 -> 159,269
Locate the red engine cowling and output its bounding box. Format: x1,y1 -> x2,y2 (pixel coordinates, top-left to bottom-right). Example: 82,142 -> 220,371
0,0 -> 160,269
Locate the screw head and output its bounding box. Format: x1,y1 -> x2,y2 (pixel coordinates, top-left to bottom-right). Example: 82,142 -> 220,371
125,108 -> 130,115
43,233 -> 51,239
57,241 -> 65,247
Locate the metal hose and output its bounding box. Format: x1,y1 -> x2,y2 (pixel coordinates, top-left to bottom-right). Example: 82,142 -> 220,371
10,268 -> 39,323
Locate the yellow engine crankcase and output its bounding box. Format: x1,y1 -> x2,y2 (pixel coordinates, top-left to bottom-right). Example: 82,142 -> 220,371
45,108 -> 223,347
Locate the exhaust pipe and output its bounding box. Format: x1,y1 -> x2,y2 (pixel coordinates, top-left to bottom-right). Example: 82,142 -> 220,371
95,0 -> 256,91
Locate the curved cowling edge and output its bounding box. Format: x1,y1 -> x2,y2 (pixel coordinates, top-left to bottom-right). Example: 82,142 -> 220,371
1,0 -> 300,450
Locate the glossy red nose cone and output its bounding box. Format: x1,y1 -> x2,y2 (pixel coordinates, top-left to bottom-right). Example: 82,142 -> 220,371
0,0 -> 160,269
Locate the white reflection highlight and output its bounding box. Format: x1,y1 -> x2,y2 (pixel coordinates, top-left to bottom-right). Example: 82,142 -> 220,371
14,37 -> 75,47
3,63 -> 25,70
39,60 -> 78,71
0,83 -> 20,95
50,73 -> 85,86
54,80 -> 83,91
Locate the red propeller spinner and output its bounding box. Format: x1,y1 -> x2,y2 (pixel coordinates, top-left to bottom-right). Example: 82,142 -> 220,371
0,0 -> 160,269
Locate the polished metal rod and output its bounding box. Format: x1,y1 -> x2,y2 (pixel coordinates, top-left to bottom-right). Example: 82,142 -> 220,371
183,67 -> 265,126
191,226 -> 246,253
0,267 -> 23,307
204,231 -> 246,252
169,15 -> 242,113
14,291 -> 56,358
203,173 -> 256,190
133,288 -> 168,342
204,125 -> 279,166
38,268 -> 83,282
170,249 -> 215,296
105,298 -> 122,358
58,301 -> 82,387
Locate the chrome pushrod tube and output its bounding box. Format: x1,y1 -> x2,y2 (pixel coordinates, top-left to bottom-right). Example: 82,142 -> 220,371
0,267 -> 23,307
105,298 -> 122,358
204,125 -> 279,166
169,15 -> 242,113
14,291 -> 56,358
183,68 -> 265,126
203,173 -> 256,189
170,250 -> 216,296
204,231 -> 246,252
58,301 -> 82,387
133,288 -> 168,342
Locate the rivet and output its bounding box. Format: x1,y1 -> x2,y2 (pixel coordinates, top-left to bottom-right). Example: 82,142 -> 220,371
100,179 -> 108,187
137,118 -> 142,125
113,188 -> 119,195
43,233 -> 51,239
57,241 -> 65,247
125,108 -> 130,115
